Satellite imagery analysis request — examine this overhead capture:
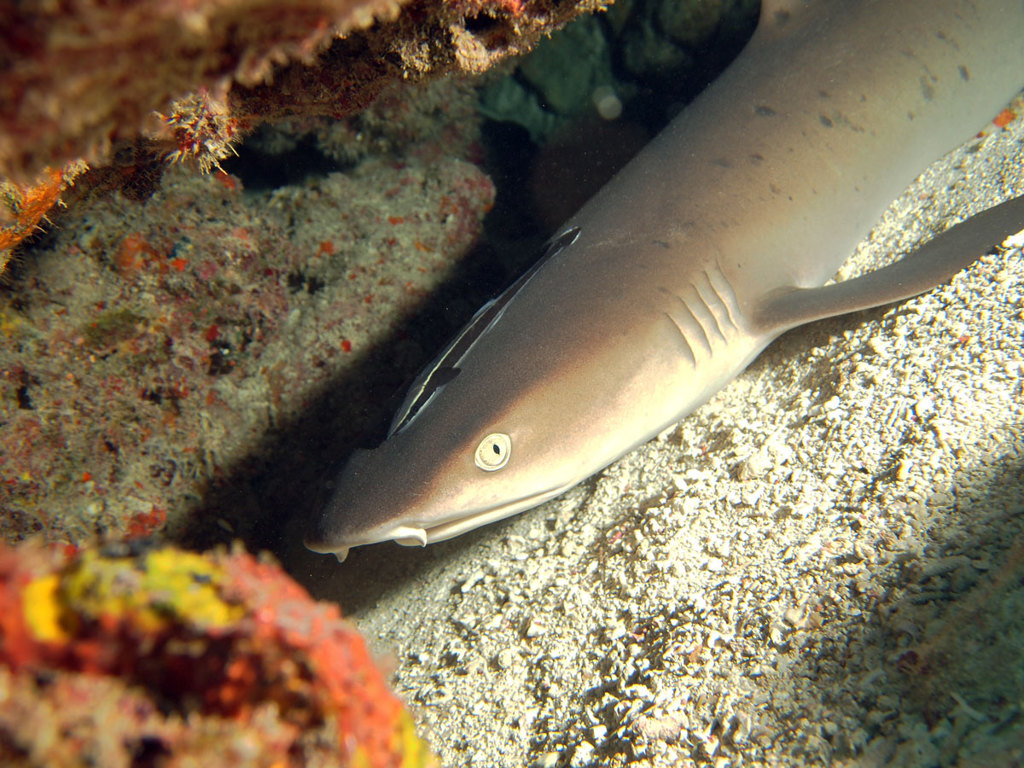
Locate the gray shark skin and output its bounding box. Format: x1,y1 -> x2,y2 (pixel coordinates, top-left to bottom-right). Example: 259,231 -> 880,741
306,0 -> 1024,561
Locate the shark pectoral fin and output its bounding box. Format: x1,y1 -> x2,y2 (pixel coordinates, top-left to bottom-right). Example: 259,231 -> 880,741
752,193 -> 1024,335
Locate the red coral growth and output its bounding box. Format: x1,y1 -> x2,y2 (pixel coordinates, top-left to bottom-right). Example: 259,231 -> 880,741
0,542 -> 436,767
220,553 -> 418,759
0,162 -> 86,270
113,232 -> 165,274
126,506 -> 167,538
0,547 -> 43,669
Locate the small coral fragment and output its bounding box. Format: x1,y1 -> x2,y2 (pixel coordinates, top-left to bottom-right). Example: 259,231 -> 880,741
0,541 -> 437,767
160,89 -> 242,173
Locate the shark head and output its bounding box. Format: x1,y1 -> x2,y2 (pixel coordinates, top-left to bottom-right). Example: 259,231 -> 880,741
305,227 -> 600,561
303,376 -> 584,561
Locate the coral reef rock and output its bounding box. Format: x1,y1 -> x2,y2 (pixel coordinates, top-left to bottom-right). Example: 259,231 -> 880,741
0,540 -> 437,767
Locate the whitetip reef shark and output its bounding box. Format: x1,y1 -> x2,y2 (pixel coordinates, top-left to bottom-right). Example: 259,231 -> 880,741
306,0 -> 1024,561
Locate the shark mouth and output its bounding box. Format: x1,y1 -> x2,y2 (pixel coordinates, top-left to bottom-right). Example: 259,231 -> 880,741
313,481 -> 578,562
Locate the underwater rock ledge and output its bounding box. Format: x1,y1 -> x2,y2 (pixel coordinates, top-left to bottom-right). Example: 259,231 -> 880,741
1,0 -> 605,185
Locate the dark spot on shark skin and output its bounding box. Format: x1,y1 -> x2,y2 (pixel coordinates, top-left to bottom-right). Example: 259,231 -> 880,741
749,153 -> 764,165
920,77 -> 936,101
959,65 -> 970,81
818,90 -> 830,99
821,111 -> 864,134
755,105 -> 776,117
713,157 -> 732,168
935,29 -> 961,51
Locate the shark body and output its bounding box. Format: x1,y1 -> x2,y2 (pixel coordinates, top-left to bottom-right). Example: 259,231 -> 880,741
307,0 -> 1024,560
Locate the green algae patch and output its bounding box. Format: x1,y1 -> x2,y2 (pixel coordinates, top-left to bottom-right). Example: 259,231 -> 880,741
81,307 -> 143,350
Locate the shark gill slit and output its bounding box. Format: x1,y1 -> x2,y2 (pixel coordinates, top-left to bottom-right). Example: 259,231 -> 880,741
671,290 -> 713,355
693,275 -> 729,343
684,280 -> 723,349
664,312 -> 698,367
705,263 -> 742,334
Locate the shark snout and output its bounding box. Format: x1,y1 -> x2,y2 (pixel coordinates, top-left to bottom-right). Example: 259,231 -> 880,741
304,444 -> 442,559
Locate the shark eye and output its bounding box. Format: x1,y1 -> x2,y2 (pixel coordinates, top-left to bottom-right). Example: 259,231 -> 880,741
475,433 -> 511,471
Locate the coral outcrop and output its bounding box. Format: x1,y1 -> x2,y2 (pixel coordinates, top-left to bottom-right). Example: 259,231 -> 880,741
0,540 -> 436,767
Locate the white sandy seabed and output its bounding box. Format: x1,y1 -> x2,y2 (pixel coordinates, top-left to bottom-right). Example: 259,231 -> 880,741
305,110 -> 1024,766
